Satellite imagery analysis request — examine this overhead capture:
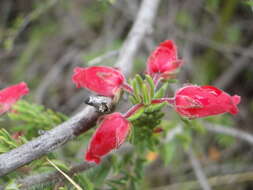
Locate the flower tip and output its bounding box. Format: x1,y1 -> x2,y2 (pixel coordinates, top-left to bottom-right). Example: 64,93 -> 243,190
19,82 -> 29,95
232,95 -> 241,105
228,95 -> 241,115
85,152 -> 101,164
229,106 -> 239,115
159,40 -> 176,49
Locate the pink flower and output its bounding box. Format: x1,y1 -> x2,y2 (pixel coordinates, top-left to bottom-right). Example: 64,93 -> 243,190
0,82 -> 29,115
174,85 -> 241,118
85,112 -> 131,164
147,40 -> 183,79
72,66 -> 125,97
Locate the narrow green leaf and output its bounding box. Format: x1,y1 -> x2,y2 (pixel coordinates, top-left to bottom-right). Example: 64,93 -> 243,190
135,74 -> 144,89
145,102 -> 167,113
154,83 -> 168,98
132,80 -> 142,103
145,75 -> 155,98
127,107 -> 145,121
0,144 -> 9,153
77,175 -> 94,190
142,84 -> 150,105
129,96 -> 139,104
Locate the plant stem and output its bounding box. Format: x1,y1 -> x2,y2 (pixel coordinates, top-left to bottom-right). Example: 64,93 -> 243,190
124,98 -> 174,118
153,73 -> 161,87
122,82 -> 134,94
152,98 -> 175,105
124,104 -> 143,118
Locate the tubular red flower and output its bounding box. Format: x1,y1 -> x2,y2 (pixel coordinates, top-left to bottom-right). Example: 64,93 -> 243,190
174,85 -> 241,118
72,66 -> 125,97
0,82 -> 29,115
147,40 -> 183,79
85,112 -> 131,164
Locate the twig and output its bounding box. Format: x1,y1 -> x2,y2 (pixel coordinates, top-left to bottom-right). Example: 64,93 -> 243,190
187,147 -> 212,190
35,48 -> 80,103
6,0 -> 59,48
12,144 -> 132,189
153,170 -> 253,190
46,158 -> 83,190
88,50 -> 119,66
116,0 -> 161,76
0,96 -> 112,177
18,161 -> 96,189
213,44 -> 253,89
174,29 -> 253,59
205,123 -> 253,145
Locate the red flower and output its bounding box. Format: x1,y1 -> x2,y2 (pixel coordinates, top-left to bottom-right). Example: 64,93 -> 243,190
85,112 -> 131,164
174,85 -> 240,118
72,66 -> 125,97
0,82 -> 29,115
147,40 -> 183,79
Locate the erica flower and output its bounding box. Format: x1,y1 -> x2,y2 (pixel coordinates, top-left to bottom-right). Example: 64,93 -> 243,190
0,82 -> 29,115
174,85 -> 240,118
85,112 -> 131,164
147,40 -> 183,79
72,66 -> 125,97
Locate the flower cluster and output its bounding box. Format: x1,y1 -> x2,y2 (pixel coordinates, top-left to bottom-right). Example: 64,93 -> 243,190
72,40 -> 241,164
0,82 -> 29,115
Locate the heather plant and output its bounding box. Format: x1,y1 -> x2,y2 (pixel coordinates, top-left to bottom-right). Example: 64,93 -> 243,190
0,40 -> 241,190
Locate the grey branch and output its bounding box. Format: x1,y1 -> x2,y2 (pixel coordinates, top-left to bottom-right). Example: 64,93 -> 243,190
0,97 -> 112,177
116,0 -> 161,76
187,147 -> 212,190
153,170 -> 253,190
18,161 -> 97,189
205,123 -> 253,145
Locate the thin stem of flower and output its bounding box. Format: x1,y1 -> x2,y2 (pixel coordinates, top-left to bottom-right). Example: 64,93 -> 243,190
152,98 -> 175,105
121,83 -> 134,94
123,104 -> 143,118
153,73 -> 161,87
124,98 -> 174,118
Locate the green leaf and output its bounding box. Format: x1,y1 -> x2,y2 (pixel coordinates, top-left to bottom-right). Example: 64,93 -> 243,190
76,175 -> 94,190
0,143 -> 9,153
129,96 -> 139,105
132,80 -> 142,103
154,83 -> 168,98
4,180 -> 20,190
145,75 -> 155,98
135,74 -> 144,90
127,107 -> 145,121
141,84 -> 150,105
145,102 -> 167,113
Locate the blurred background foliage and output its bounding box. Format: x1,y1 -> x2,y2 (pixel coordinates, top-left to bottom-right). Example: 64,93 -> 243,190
0,0 -> 253,189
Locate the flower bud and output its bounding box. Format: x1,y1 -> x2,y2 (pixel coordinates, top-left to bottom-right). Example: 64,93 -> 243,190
72,66 -> 125,97
0,82 -> 29,115
85,112 -> 131,164
147,40 -> 183,79
174,85 -> 240,118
